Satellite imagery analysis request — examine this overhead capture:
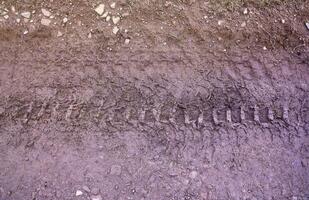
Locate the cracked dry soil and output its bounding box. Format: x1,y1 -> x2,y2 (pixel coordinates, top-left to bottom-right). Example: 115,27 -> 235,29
0,0 -> 309,200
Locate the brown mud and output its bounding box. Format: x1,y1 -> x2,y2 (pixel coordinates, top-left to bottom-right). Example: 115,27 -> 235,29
0,0 -> 309,200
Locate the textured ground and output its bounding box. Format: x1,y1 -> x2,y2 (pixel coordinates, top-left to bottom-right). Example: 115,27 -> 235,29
0,0 -> 309,200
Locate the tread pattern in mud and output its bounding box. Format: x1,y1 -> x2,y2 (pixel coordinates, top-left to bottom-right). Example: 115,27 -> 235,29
0,95 -> 293,128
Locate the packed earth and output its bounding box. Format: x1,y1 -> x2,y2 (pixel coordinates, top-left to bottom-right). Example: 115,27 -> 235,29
0,0 -> 309,200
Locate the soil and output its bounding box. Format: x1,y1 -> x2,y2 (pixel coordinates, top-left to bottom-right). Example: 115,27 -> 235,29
0,0 -> 309,200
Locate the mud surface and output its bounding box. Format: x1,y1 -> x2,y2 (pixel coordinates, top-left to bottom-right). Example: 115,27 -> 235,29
0,1 -> 309,200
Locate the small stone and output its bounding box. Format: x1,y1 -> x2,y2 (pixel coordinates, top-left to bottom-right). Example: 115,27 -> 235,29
88,32 -> 92,39
3,15 -> 8,19
41,18 -> 51,26
75,190 -> 83,196
218,20 -> 224,26
102,11 -> 109,18
57,31 -> 63,37
125,39 -> 130,44
110,164 -> 121,175
241,22 -> 246,27
23,30 -> 29,34
305,22 -> 309,30
106,15 -> 111,22
95,4 -> 105,15
21,11 -> 31,19
243,8 -> 248,15
263,46 -> 267,50
41,8 -> 51,17
16,18 -> 21,23
82,186 -> 90,193
110,2 -> 116,9
91,195 -> 102,200
11,6 -> 16,13
63,17 -> 68,23
112,16 -> 120,24
112,26 -> 119,35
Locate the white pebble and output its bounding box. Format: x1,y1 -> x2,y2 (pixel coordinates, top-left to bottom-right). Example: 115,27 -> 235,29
102,11 -> 109,18
21,11 -> 31,19
244,8 -> 248,15
95,4 -> 105,15
218,20 -> 224,26
63,17 -> 68,23
125,39 -> 130,44
76,190 -> 83,196
112,16 -> 120,24
57,31 -> 63,37
41,8 -> 51,17
110,2 -> 116,9
112,26 -> 119,34
41,18 -> 51,26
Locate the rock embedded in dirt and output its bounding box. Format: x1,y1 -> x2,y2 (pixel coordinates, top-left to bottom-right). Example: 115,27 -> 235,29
112,26 -> 119,34
110,164 -> 121,175
306,22 -> 309,30
41,18 -> 51,26
244,8 -> 248,15
112,16 -> 120,24
102,11 -> 108,18
82,186 -> 90,193
76,190 -> 83,196
110,2 -> 116,9
57,31 -> 63,37
95,4 -> 105,16
125,38 -> 130,44
63,17 -> 68,23
41,8 -> 51,17
21,11 -> 31,19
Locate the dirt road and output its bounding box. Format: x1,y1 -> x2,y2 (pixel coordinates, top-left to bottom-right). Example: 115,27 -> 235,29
0,0 -> 308,200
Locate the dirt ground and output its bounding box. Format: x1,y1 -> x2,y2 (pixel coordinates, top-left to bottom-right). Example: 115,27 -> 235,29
0,0 -> 308,200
